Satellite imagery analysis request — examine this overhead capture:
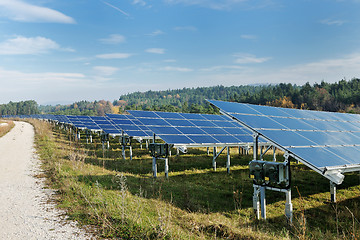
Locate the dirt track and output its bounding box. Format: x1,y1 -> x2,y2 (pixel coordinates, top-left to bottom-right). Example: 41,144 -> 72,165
0,121 -> 92,239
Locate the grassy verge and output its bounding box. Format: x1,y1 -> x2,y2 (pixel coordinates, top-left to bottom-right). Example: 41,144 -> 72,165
32,119 -> 360,239
0,120 -> 15,138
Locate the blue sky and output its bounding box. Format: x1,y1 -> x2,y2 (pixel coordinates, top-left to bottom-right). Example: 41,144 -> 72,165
1,0 -> 360,105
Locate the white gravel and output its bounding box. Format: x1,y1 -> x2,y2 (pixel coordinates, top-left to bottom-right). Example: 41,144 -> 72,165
0,121 -> 94,239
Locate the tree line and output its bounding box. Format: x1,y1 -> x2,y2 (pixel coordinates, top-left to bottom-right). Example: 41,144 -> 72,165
2,78 -> 360,116
0,100 -> 39,116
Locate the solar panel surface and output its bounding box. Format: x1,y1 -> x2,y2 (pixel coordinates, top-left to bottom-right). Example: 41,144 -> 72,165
106,114 -> 152,137
208,99 -> 360,182
127,110 -> 255,145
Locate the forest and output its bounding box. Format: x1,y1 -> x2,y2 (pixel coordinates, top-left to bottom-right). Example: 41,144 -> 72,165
0,100 -> 39,116
2,78 -> 360,116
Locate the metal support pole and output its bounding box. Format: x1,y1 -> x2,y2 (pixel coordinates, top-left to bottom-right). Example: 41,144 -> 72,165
90,134 -> 93,143
107,141 -> 110,149
146,139 -> 149,150
164,158 -> 169,178
253,186 -> 260,219
253,134 -> 259,161
77,131 -> 81,141
122,145 -> 126,160
140,140 -> 143,150
176,148 -> 179,156
273,146 -> 277,162
213,147 -> 217,171
330,181 -> 336,203
227,146 -> 231,174
129,146 -> 133,161
153,157 -> 157,178
207,147 -> 210,155
260,186 -> 266,219
285,190 -> 293,223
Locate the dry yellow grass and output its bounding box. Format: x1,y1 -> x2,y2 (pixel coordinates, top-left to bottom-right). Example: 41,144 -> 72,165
0,120 -> 15,138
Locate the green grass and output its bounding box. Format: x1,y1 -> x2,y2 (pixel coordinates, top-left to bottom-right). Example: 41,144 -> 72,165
33,120 -> 360,239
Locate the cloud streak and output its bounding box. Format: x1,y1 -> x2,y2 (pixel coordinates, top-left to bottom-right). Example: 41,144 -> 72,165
146,48 -> 165,54
0,36 -> 71,55
101,1 -> 130,17
234,53 -> 270,64
96,53 -> 133,59
99,34 -> 126,44
0,0 -> 75,23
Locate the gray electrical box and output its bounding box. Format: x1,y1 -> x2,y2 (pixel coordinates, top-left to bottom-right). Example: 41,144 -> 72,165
149,143 -> 170,158
249,160 -> 290,189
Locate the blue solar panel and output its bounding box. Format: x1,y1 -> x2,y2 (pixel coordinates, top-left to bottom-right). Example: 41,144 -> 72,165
208,99 -> 360,180
106,114 -> 152,137
127,110 -> 256,145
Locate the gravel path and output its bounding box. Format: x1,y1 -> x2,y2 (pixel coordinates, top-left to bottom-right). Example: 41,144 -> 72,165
0,121 -> 93,239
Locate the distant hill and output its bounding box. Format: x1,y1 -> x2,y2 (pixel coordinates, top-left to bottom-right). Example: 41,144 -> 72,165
34,77 -> 360,115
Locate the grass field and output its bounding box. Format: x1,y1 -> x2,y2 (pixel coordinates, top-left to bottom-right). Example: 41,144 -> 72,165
31,119 -> 360,239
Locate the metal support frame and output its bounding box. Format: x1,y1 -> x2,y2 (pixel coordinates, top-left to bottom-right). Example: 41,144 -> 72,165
226,146 -> 231,174
212,146 -> 229,173
150,133 -> 170,178
120,131 -> 132,160
330,181 -> 336,203
253,185 -> 260,219
285,189 -> 293,223
213,147 -> 217,170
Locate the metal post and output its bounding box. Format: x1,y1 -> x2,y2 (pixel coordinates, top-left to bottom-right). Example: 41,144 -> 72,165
273,146 -> 277,162
146,139 -> 149,150
253,134 -> 259,161
213,147 -> 217,171
207,147 -> 210,155
122,145 -> 126,160
330,181 -> 336,203
164,158 -> 169,178
260,186 -> 266,219
226,146 -> 231,174
90,134 -> 92,143
153,157 -> 157,178
253,186 -> 260,219
285,190 -> 293,223
77,131 -> 81,141
140,140 -> 143,150
129,146 -> 133,161
107,141 -> 110,149
176,148 -> 179,156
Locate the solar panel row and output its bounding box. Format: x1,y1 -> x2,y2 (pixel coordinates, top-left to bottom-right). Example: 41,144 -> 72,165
208,99 -> 360,184
127,110 -> 256,146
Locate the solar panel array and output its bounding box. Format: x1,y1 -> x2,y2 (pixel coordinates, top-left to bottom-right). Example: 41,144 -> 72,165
208,99 -> 360,175
106,114 -> 152,138
127,110 -> 255,145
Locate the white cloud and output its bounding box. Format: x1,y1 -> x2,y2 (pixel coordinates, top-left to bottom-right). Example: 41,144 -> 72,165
174,26 -> 197,31
0,36 -> 70,55
320,18 -> 346,26
234,53 -> 270,64
99,34 -> 126,44
133,0 -> 146,6
200,65 -> 246,72
160,66 -> 193,72
146,30 -> 164,37
96,53 -> 133,59
146,48 -> 165,54
0,0 -> 75,23
165,0 -> 249,10
93,66 -> 119,76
